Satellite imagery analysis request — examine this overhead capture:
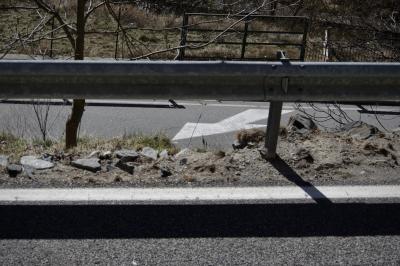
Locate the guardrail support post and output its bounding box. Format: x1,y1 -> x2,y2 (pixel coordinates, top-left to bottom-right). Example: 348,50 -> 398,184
264,101 -> 283,159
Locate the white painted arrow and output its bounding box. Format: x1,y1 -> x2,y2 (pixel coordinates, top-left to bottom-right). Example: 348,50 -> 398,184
173,109 -> 293,141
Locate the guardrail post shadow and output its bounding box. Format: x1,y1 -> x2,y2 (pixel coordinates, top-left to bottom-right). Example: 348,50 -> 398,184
264,101 -> 283,159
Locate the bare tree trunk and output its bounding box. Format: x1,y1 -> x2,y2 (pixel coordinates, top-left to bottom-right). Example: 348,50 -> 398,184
65,0 -> 86,149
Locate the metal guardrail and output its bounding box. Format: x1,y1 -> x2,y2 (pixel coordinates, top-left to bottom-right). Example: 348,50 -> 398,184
1,60 -> 400,158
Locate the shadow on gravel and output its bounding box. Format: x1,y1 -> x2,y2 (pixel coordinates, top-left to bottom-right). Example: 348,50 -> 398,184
268,156 -> 333,204
1,203 -> 400,239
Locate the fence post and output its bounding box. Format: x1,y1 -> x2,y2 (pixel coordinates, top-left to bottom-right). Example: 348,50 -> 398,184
299,18 -> 309,61
114,6 -> 121,60
178,14 -> 189,60
49,13 -> 55,59
240,17 -> 249,59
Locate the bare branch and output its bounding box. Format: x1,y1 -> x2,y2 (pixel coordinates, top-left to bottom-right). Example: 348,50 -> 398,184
85,1 -> 106,21
33,0 -> 76,49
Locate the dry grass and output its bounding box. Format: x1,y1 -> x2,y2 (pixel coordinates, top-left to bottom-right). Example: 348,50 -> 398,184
0,131 -> 179,162
0,2 -> 308,60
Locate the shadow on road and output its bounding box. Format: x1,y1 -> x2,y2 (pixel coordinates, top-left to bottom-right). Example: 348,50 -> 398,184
1,203 -> 400,239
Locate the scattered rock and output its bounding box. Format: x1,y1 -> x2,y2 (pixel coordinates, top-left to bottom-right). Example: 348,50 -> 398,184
7,164 -> 22,177
294,148 -> 314,162
214,150 -> 226,158
41,153 -> 54,162
342,121 -> 380,140
106,164 -> 117,172
87,150 -> 100,158
141,147 -> 158,160
115,149 -> 139,161
230,153 -> 244,162
287,114 -> 317,134
115,160 -> 135,175
193,164 -> 216,173
179,158 -> 188,165
114,176 -> 123,182
71,158 -> 101,172
20,156 -> 54,170
174,148 -> 193,159
279,127 -> 288,138
0,155 -> 8,167
24,166 -> 35,179
160,167 -> 172,178
99,151 -> 112,160
159,149 -> 169,160
232,140 -> 246,150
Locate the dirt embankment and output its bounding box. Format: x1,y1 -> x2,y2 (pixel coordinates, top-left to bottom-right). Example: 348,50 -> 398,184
1,117 -> 399,188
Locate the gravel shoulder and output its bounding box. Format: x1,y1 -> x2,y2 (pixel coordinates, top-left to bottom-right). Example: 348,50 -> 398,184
1,119 -> 399,188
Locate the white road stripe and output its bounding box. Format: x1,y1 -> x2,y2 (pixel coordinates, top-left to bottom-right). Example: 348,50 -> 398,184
0,186 -> 400,203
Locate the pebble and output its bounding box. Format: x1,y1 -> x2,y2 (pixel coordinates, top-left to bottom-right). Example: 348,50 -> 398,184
141,147 -> 158,160
7,164 -> 22,177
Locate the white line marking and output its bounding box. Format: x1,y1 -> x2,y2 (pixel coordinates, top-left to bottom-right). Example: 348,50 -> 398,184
0,186 -> 399,203
173,109 -> 293,140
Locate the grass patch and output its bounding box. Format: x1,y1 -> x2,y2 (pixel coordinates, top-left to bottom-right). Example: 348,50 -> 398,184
0,132 -> 179,161
0,132 -> 29,161
69,132 -> 179,155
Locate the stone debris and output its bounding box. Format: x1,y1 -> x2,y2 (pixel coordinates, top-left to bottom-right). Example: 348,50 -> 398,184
41,153 -> 54,162
7,164 -> 22,177
293,148 -> 314,168
99,151 -> 112,160
140,147 -> 158,160
159,149 -> 169,160
160,167 -> 172,178
115,160 -> 135,175
0,155 -> 8,167
106,163 -> 117,172
174,148 -> 193,159
71,158 -> 101,172
288,114 -> 317,133
24,166 -> 35,179
232,140 -> 246,150
20,155 -> 54,170
87,150 -> 100,158
193,163 -> 216,173
115,149 -> 139,160
342,121 -> 380,140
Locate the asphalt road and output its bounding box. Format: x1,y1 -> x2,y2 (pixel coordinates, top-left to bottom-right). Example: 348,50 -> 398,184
0,99 -> 399,149
1,200 -> 400,265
